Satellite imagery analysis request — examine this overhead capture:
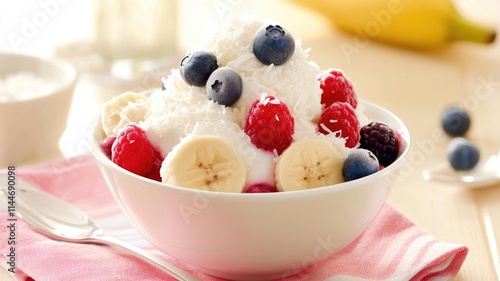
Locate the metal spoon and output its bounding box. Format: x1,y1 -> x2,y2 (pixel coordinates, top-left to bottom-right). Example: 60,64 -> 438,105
0,180 -> 201,281
422,150 -> 500,189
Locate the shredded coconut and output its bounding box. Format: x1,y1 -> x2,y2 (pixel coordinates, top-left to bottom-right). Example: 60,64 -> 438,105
137,16 -> 365,186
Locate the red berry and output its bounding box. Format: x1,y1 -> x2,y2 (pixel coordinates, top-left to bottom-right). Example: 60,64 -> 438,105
318,102 -> 360,148
99,135 -> 117,158
395,130 -> 403,151
243,96 -> 294,155
145,158 -> 162,182
243,183 -> 278,193
318,68 -> 357,109
112,124 -> 157,176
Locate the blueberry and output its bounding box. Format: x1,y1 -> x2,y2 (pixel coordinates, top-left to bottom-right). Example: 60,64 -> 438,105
447,137 -> 480,171
441,105 -> 471,136
253,25 -> 295,66
342,148 -> 380,181
180,51 -> 218,87
206,67 -> 242,107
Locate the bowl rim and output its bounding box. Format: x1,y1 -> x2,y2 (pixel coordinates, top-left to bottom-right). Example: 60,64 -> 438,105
0,51 -> 78,104
87,98 -> 412,200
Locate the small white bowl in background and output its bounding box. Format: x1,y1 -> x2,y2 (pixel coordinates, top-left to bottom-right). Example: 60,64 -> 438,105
0,52 -> 77,168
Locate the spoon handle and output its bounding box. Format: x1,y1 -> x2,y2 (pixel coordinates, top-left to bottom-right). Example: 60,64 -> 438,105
95,235 -> 202,281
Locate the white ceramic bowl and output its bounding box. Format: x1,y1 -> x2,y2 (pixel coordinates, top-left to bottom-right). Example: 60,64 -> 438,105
88,99 -> 411,281
0,52 -> 77,168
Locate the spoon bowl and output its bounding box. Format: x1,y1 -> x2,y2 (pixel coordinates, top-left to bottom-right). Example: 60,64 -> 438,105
422,150 -> 500,189
9,187 -> 102,241
0,179 -> 200,281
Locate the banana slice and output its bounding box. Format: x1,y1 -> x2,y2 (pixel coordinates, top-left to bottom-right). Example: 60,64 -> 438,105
101,91 -> 149,136
161,135 -> 246,193
275,138 -> 344,191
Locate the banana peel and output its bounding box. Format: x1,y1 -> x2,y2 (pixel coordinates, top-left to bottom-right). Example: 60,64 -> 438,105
290,0 -> 496,50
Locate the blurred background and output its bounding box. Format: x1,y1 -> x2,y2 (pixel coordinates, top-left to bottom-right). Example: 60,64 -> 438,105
0,1 -> 328,55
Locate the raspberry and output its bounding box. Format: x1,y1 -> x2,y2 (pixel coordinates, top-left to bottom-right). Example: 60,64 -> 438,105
318,102 -> 360,148
318,68 -> 357,109
359,121 -> 400,167
243,183 -> 278,193
99,135 -> 117,159
395,130 -> 404,151
145,158 -> 163,182
243,95 -> 294,155
112,124 -> 158,176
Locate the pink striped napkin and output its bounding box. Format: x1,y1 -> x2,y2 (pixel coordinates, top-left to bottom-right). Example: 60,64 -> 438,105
0,155 -> 468,281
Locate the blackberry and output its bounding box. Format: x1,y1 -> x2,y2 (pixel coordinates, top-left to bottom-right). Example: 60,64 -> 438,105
359,121 -> 400,167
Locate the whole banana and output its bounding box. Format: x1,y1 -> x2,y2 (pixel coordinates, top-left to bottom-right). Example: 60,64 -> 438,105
291,0 -> 496,49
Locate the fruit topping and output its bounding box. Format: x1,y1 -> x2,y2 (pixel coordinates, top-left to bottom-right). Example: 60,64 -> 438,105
206,67 -> 243,107
253,25 -> 295,65
275,138 -> 344,191
99,135 -> 117,158
359,121 -> 400,167
243,95 -> 294,155
161,135 -> 246,193
318,69 -> 358,109
447,137 -> 480,171
112,124 -> 159,176
342,148 -> 380,181
180,51 -> 218,87
243,183 -> 278,193
441,105 -> 471,137
101,92 -> 149,137
318,101 -> 360,148
145,150 -> 163,182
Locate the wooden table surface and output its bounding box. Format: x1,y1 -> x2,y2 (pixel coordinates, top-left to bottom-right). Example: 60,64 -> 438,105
1,1 -> 499,280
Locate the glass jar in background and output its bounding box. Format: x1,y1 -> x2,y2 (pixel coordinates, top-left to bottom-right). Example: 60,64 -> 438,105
92,0 -> 177,64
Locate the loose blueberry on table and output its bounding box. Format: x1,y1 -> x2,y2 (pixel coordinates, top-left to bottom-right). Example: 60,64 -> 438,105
447,137 -> 480,171
441,105 -> 471,137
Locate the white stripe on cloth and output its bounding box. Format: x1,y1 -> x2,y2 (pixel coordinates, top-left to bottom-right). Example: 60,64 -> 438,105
374,225 -> 422,271
392,234 -> 436,275
325,273 -> 416,281
421,241 -> 458,268
419,242 -> 459,277
324,270 -> 451,281
327,232 -> 460,281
